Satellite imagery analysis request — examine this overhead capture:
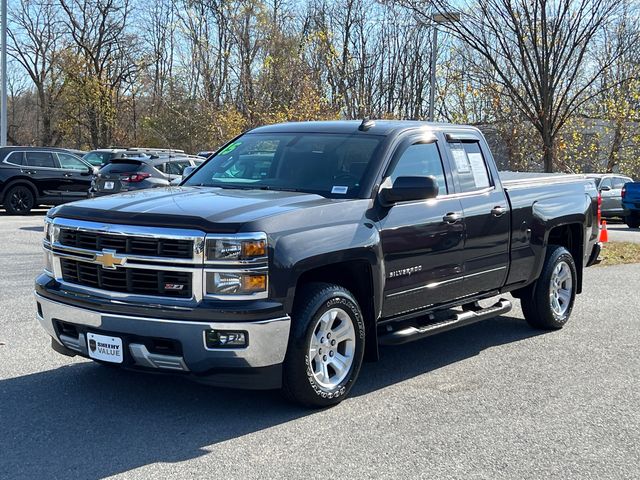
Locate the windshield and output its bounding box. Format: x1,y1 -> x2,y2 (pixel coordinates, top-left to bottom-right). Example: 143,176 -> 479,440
183,133 -> 383,198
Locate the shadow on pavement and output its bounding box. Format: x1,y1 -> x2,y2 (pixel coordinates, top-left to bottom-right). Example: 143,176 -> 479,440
0,315 -> 540,479
0,209 -> 48,217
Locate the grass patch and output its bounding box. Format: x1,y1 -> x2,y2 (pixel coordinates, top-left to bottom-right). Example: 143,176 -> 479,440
596,242 -> 640,267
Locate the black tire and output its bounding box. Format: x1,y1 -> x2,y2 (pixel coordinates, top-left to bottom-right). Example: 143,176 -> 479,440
521,245 -> 577,330
4,184 -> 36,215
282,282 -> 365,408
625,216 -> 640,229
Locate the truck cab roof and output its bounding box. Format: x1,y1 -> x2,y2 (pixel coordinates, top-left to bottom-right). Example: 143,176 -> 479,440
250,120 -> 482,138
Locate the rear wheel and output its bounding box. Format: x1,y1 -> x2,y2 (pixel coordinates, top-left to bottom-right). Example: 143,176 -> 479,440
521,245 -> 577,330
4,185 -> 35,215
282,282 -> 365,408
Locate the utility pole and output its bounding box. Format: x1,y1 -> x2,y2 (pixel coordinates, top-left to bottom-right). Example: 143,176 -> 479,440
1,0 -> 6,146
428,11 -> 461,122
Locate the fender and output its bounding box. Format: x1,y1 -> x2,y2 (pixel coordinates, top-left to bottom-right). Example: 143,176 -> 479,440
269,221 -> 383,317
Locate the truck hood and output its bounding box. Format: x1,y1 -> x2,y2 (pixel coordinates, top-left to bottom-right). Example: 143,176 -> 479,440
50,186 -> 347,232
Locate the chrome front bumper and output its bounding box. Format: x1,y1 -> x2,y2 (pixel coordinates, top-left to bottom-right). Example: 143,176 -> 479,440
35,293 -> 291,371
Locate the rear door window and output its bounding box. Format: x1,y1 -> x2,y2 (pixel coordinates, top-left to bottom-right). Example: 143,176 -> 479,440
612,177 -> 630,189
448,141 -> 491,192
25,151 -> 56,168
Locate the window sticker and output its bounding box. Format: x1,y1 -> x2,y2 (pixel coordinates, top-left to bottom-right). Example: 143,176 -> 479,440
451,147 -> 471,173
331,186 -> 348,194
467,152 -> 490,188
219,141 -> 242,155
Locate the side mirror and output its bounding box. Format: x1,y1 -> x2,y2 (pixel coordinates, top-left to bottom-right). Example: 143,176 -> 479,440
182,166 -> 196,178
379,176 -> 439,206
600,185 -> 611,192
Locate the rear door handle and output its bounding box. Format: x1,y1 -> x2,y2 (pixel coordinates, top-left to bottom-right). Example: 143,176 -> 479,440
491,206 -> 506,217
63,173 -> 73,178
443,212 -> 462,224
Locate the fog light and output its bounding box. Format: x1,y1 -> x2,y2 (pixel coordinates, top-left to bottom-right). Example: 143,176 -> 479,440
205,330 -> 247,348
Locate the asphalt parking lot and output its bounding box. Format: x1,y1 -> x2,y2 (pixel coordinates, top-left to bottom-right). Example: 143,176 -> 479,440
1,212 -> 639,480
606,220 -> 640,243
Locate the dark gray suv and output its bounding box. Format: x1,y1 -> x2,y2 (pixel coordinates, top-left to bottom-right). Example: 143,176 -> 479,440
89,155 -> 202,197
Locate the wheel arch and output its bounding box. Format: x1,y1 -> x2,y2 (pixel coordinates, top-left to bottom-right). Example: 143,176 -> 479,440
1,178 -> 39,205
293,259 -> 380,361
545,223 -> 584,294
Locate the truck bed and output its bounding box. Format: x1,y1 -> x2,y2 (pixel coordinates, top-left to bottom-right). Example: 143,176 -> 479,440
500,171 -> 593,187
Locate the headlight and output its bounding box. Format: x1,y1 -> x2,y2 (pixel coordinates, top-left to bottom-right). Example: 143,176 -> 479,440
204,271 -> 268,298
203,233 -> 268,299
43,218 -> 52,242
205,233 -> 267,262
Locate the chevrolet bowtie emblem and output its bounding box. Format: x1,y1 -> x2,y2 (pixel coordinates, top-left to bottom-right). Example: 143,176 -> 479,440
94,249 -> 126,269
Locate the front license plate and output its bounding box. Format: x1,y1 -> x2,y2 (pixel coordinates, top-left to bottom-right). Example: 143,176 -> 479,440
87,332 -> 124,363
103,181 -> 114,190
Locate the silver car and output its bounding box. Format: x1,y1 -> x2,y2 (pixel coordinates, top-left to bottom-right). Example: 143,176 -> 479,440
587,174 -> 633,218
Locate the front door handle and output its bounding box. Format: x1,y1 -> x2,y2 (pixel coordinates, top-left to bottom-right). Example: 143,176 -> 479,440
443,212 -> 462,224
491,206 -> 506,217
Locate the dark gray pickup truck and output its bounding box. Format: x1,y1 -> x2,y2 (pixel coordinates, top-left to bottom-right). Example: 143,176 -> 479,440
35,120 -> 600,407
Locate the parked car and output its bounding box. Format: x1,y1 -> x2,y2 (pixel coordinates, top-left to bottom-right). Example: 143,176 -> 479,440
586,174 -> 633,219
89,154 -> 202,197
622,181 -> 640,228
197,150 -> 216,158
82,148 -> 186,167
0,147 -> 94,214
36,120 -> 600,407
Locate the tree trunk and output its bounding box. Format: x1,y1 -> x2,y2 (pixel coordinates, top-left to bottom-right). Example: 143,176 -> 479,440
541,125 -> 555,173
606,119 -> 624,173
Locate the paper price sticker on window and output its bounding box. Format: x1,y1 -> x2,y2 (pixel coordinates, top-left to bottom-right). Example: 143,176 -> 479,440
451,147 -> 471,173
467,152 -> 490,188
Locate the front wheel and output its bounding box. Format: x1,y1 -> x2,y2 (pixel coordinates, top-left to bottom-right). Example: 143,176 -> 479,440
521,245 -> 577,330
282,283 -> 365,408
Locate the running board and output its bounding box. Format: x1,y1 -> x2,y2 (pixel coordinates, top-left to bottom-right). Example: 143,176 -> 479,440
378,298 -> 512,346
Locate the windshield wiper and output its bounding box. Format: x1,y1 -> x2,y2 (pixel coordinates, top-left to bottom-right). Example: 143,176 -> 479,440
256,186 -> 301,192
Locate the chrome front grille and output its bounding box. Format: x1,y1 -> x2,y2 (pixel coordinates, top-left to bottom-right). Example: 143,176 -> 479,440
45,218 -> 206,302
60,258 -> 193,298
59,229 -> 193,259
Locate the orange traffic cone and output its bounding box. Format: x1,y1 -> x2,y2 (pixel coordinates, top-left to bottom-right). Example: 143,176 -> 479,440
600,220 -> 609,243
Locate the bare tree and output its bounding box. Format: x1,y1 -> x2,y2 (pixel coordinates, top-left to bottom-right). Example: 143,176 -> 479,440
59,0 -> 139,147
403,0 -> 637,172
8,0 -> 65,145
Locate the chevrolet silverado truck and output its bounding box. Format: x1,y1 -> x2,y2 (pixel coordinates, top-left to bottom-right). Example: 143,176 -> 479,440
35,120 -> 601,407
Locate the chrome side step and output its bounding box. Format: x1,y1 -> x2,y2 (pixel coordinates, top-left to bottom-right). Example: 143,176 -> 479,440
378,298 -> 512,346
